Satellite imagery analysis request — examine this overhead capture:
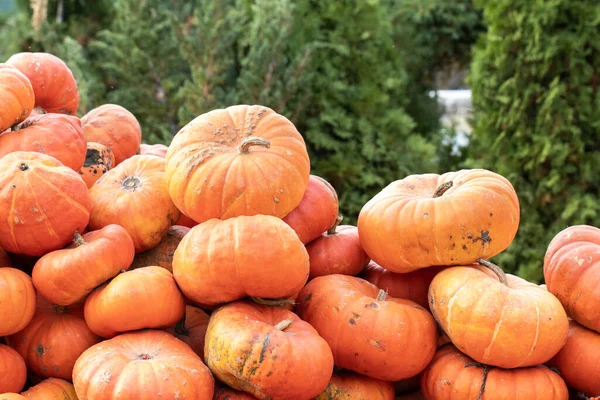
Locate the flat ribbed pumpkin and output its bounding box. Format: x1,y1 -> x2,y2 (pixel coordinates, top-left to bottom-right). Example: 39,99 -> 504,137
21,378 -> 77,400
0,63 -> 34,132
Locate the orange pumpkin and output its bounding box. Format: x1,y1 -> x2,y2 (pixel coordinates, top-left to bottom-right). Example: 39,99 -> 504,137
0,114 -> 86,171
84,266 -> 185,338
72,330 -> 214,400
0,247 -> 10,267
165,305 -> 210,360
544,225 -> 600,333
139,143 -> 168,158
357,169 -> 520,273
0,394 -> 26,400
548,320 -> 600,396
283,175 -> 339,244
214,386 -> 258,399
0,151 -> 91,256
0,64 -> 34,132
81,104 -> 142,165
0,268 -> 36,336
429,260 -> 569,368
314,371 -> 395,400
78,142 -> 115,188
130,225 -> 189,272
165,105 -> 311,223
32,225 -> 135,306
0,344 -> 26,393
173,215 -> 309,306
296,274 -> 438,381
89,155 -> 180,252
175,213 -> 198,228
6,296 -> 101,381
421,344 -> 568,400
21,378 -> 77,399
205,301 -> 334,400
6,52 -> 79,115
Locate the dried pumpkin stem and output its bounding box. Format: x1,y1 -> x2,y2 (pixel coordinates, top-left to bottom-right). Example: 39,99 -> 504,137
433,181 -> 453,198
73,231 -> 87,247
477,258 -> 509,286
327,214 -> 344,235
274,319 -> 293,331
251,297 -> 296,307
376,289 -> 388,301
238,137 -> 271,154
53,304 -> 68,314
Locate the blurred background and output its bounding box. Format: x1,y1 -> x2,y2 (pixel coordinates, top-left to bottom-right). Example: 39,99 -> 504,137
1,0 -> 598,282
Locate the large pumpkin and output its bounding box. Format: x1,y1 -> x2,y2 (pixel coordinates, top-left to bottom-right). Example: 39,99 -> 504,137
84,266 -> 185,338
0,64 -> 34,132
173,215 -> 309,306
130,225 -> 189,272
357,169 -> 520,273
89,155 -> 180,252
6,296 -> 101,381
139,143 -> 168,158
81,104 -> 142,165
78,142 -> 115,188
296,274 -> 438,381
0,151 -> 91,256
0,344 -> 26,393
72,329 -> 214,400
165,105 -> 310,223
6,52 -> 79,115
544,225 -> 600,333
165,305 -> 210,360
313,371 -> 394,400
21,378 -> 77,400
421,344 -> 568,400
0,114 -> 86,171
205,301 -> 333,400
429,260 -> 569,368
283,175 -> 339,244
0,268 -> 36,336
32,225 -> 135,306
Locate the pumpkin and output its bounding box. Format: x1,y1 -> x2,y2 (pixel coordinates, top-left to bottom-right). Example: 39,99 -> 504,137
0,151 -> 91,256
0,247 -> 10,267
0,64 -> 34,132
81,104 -> 142,165
130,225 -> 189,272
165,105 -> 310,223
89,155 -> 180,252
176,213 -> 198,228
32,225 -> 135,306
6,296 -> 101,381
6,52 -> 79,115
205,301 -> 334,400
548,320 -> 600,396
165,305 -> 210,360
283,175 -> 339,244
357,169 -> 520,273
21,378 -> 77,399
78,142 -> 115,188
84,266 -> 185,338
544,225 -> 600,333
0,395 -> 25,400
0,268 -> 36,336
0,344 -> 26,393
72,329 -> 214,400
428,260 -> 569,369
313,371 -> 395,400
139,143 -> 168,158
173,215 -> 309,306
361,262 -> 445,309
296,274 -> 438,381
214,386 -> 258,400
306,215 -> 370,280
420,344 -> 569,400
0,114 -> 86,171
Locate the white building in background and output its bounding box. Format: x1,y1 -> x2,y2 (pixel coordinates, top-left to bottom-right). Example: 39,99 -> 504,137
432,89 -> 472,154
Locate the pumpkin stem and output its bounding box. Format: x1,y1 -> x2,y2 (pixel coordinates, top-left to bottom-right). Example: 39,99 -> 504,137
376,289 -> 388,301
433,181 -> 453,198
53,304 -> 68,314
73,231 -> 87,247
121,176 -> 142,192
477,258 -> 509,286
274,319 -> 293,331
237,137 -> 271,154
327,214 -> 344,235
251,297 -> 296,307
19,163 -> 29,171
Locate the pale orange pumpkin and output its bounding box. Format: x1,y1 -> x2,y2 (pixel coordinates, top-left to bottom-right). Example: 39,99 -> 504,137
139,143 -> 168,158
0,64 -> 34,132
0,344 -> 26,393
0,267 -> 36,336
21,378 -> 77,400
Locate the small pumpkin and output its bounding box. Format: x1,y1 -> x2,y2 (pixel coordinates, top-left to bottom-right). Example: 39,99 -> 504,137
6,52 -> 79,115
0,268 -> 36,336
165,105 -> 311,223
0,344 -> 26,393
174,215 -> 309,306
84,266 -> 185,338
0,64 -> 34,132
0,151 -> 91,256
81,104 -> 142,165
357,169 -> 520,272
78,142 -> 115,188
205,301 -> 334,400
306,215 -> 370,280
32,225 -> 135,306
139,143 -> 168,158
165,305 -> 210,360
89,155 -> 180,252
283,175 -> 339,244
72,330 -> 214,400
420,344 -> 568,400
313,371 -> 395,400
21,378 -> 77,400
296,274 -> 438,381
428,260 -> 569,368
6,296 -> 101,381
130,225 -> 189,272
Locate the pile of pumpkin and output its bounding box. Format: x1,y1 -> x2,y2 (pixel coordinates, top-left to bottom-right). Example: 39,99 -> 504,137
0,51 -> 598,400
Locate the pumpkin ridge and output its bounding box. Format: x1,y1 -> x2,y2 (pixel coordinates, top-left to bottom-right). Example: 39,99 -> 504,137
6,175 -> 20,253
30,168 -> 90,216
25,171 -> 61,241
